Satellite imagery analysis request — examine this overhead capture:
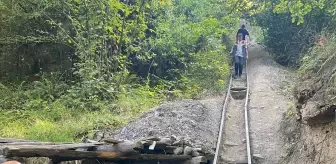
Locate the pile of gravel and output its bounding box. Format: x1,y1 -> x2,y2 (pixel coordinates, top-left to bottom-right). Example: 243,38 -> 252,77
108,99 -> 223,155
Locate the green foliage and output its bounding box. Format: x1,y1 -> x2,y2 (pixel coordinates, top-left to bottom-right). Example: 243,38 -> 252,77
138,0 -> 236,90
116,84 -> 165,117
182,43 -> 230,97
273,0 -> 332,25
299,33 -> 336,82
248,25 -> 265,43
252,0 -> 334,66
0,0 -> 241,141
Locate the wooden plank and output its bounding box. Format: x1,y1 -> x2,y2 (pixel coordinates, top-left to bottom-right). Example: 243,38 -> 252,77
0,142 -> 73,146
3,148 -> 192,161
1,143 -> 104,151
101,139 -> 123,144
0,139 -> 38,143
94,141 -> 143,155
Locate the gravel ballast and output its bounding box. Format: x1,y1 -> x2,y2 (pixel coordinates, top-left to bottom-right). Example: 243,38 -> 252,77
109,98 -> 223,155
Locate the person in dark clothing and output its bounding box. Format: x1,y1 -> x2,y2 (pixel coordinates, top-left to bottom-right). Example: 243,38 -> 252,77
236,25 -> 249,41
236,24 -> 250,58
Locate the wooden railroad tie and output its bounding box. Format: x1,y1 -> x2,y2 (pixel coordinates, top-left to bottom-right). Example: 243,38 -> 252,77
0,137 -> 208,164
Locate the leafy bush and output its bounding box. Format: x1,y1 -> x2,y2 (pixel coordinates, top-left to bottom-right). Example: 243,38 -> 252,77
0,0 -> 239,141
300,33 -> 336,77
299,32 -> 336,102
253,1 -> 334,67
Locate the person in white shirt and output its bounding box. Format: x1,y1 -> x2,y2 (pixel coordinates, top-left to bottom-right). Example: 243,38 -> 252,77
230,33 -> 247,78
236,25 -> 250,58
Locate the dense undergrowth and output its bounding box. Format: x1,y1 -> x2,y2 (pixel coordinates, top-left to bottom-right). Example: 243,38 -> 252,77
0,79 -> 161,141
0,0 -> 240,141
253,0 -> 335,67
0,49 -> 229,142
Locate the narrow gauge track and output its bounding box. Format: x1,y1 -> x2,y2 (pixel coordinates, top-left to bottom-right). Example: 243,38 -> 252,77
213,61 -> 251,164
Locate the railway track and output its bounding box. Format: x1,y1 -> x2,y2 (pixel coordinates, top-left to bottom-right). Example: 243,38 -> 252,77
213,60 -> 251,164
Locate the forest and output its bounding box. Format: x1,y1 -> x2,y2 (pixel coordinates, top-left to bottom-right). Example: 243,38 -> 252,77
0,0 -> 335,142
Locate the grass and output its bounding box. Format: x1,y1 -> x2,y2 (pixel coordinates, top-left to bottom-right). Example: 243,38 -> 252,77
0,85 -> 162,142
0,73 -> 229,142
0,106 -> 127,142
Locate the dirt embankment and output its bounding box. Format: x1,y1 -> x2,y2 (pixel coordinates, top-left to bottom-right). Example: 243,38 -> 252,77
280,66 -> 336,163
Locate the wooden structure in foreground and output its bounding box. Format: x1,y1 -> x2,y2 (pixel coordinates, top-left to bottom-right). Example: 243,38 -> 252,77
0,137 -> 209,164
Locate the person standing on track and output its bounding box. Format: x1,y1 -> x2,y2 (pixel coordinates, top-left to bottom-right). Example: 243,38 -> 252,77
236,24 -> 250,58
230,33 -> 247,78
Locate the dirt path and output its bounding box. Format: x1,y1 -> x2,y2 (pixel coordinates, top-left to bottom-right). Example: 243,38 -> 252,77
247,44 -> 294,163
219,99 -> 247,163
218,71 -> 248,163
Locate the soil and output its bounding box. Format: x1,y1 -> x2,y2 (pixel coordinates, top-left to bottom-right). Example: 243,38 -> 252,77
219,99 -> 247,163
247,44 -> 296,164
278,53 -> 336,163
280,117 -> 336,164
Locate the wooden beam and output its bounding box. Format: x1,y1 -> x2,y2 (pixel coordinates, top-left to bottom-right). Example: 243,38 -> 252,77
101,139 -> 124,144
1,143 -> 104,151
0,142 -> 73,146
3,148 -> 192,162
94,141 -> 143,155
0,139 -> 38,143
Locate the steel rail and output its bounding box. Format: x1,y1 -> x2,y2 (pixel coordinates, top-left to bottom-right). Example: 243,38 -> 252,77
213,60 -> 252,164
213,72 -> 233,164
244,60 -> 252,164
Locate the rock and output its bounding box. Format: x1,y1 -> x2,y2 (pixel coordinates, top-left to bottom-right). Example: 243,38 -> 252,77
221,157 -> 235,163
171,135 -> 177,141
253,154 -> 264,160
183,146 -> 193,156
224,141 -> 239,147
160,137 -> 173,145
302,103 -> 336,126
173,147 -> 184,155
94,131 -> 104,141
191,148 -> 204,157
172,140 -> 184,146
